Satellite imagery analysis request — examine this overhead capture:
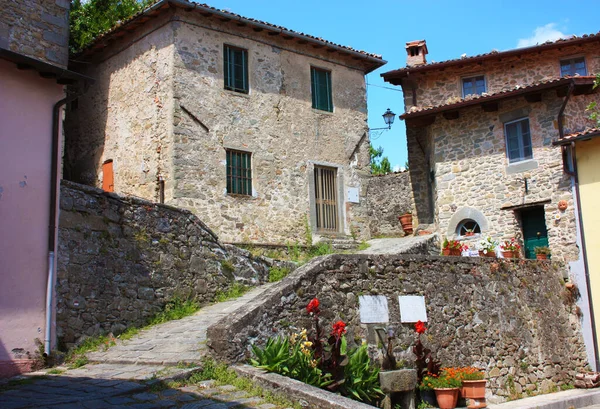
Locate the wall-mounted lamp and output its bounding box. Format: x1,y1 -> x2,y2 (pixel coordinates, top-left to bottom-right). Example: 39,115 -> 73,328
370,108 -> 396,131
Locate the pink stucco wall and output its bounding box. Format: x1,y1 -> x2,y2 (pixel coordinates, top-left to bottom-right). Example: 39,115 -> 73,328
0,59 -> 64,377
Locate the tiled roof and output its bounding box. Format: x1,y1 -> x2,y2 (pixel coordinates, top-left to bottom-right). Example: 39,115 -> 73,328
401,76 -> 596,120
382,31 -> 600,82
76,0 -> 385,72
553,128 -> 600,145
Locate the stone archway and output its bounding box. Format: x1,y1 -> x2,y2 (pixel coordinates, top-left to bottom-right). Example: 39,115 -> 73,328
446,207 -> 489,237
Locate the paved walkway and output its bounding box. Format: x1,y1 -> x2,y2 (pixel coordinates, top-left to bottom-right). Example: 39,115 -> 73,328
0,284 -> 296,409
359,234 -> 436,255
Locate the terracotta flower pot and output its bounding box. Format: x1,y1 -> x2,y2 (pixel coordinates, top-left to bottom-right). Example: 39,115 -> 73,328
450,249 -> 461,256
465,232 -> 475,237
462,380 -> 487,409
442,248 -> 451,256
434,387 -> 459,409
502,251 -> 514,259
536,254 -> 548,260
399,213 -> 413,234
479,250 -> 496,258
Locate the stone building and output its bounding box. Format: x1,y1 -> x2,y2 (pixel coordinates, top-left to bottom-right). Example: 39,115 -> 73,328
382,34 -> 600,368
0,0 -> 92,377
65,0 -> 385,245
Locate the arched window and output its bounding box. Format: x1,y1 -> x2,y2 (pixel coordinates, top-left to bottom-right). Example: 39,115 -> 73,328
456,219 -> 481,236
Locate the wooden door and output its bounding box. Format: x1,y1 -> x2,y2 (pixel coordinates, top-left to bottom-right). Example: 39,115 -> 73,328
521,207 -> 549,259
314,166 -> 338,232
102,160 -> 114,192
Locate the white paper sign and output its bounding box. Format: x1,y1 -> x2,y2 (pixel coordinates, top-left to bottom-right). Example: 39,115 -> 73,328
347,187 -> 360,203
359,295 -> 389,323
399,295 -> 428,323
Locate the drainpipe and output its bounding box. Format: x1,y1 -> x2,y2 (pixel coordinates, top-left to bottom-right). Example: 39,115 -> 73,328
572,143 -> 600,370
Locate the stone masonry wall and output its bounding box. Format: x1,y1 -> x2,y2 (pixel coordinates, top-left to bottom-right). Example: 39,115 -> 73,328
366,171 -> 413,237
65,9 -> 374,246
57,180 -> 287,348
0,0 -> 70,67
405,41 -> 600,111
207,254 -> 587,403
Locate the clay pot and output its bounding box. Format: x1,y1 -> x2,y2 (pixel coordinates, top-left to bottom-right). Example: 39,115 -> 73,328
442,248 -> 451,256
502,251 -> 514,259
465,231 -> 475,237
536,254 -> 548,260
462,380 -> 487,409
399,213 -> 413,234
479,250 -> 496,258
450,249 -> 461,256
434,388 -> 459,409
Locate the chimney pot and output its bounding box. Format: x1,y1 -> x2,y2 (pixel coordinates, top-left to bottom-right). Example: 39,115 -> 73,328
406,40 -> 428,67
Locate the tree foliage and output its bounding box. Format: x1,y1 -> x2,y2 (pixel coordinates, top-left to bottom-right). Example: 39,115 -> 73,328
586,73 -> 600,126
369,145 -> 391,175
69,0 -> 153,53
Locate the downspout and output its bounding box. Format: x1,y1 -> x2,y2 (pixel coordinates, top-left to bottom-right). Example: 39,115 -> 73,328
572,143 -> 600,370
45,87 -> 86,356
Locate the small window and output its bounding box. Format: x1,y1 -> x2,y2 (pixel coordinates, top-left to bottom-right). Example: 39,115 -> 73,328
560,57 -> 587,77
226,149 -> 252,195
456,219 -> 481,236
504,118 -> 533,163
311,67 -> 333,112
224,45 -> 248,93
462,75 -> 486,97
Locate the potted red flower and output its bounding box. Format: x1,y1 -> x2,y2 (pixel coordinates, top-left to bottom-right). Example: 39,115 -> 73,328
500,238 -> 521,259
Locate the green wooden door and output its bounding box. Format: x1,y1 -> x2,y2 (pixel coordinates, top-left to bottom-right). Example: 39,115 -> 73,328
521,207 -> 549,259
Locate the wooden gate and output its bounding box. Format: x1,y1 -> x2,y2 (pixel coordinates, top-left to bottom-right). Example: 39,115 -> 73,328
314,166 -> 338,232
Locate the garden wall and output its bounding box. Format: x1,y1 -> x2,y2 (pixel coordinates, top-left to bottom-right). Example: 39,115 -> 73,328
57,180 -> 287,348
207,254 -> 587,403
366,171 -> 413,237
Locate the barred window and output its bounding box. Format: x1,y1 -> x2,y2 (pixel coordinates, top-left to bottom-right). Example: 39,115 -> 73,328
226,149 -> 252,195
224,45 -> 248,93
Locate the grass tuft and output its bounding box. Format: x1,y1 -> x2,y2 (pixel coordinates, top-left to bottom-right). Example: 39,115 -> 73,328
215,282 -> 250,302
268,267 -> 291,283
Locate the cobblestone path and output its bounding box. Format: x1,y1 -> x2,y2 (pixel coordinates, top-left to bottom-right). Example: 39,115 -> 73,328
0,284 -> 295,408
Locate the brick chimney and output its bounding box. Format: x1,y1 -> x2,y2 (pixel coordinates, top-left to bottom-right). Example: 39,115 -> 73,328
406,40 -> 428,67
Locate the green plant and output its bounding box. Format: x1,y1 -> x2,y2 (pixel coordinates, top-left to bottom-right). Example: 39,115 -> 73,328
358,241 -> 370,251
340,343 -> 384,403
268,266 -> 291,283
214,282 -> 250,302
148,297 -> 200,325
46,368 -> 65,375
220,259 -> 235,273
534,246 -> 551,255
309,242 -> 334,258
586,73 -> 600,126
69,356 -> 89,369
421,370 -> 462,389
442,238 -> 462,250
304,215 -> 313,246
134,228 -> 150,244
477,236 -> 498,253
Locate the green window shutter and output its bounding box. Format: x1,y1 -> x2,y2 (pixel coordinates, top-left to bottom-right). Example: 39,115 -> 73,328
311,67 -> 332,112
224,46 -> 248,93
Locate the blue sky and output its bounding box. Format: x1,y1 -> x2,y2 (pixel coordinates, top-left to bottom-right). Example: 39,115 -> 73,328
206,1 -> 599,171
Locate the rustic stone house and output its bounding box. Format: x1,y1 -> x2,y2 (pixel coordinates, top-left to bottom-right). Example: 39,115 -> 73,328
65,0 -> 385,245
382,35 -> 599,261
382,35 -> 600,368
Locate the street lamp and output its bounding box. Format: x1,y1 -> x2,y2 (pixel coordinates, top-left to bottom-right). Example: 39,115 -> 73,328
370,108 -> 396,131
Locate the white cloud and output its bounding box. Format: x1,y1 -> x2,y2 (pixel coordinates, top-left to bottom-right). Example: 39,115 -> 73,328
517,23 -> 567,48
392,164 -> 406,173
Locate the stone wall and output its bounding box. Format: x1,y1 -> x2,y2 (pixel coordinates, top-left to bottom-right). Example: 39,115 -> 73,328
207,254 -> 587,403
57,180 -> 286,348
64,8 -> 377,245
0,0 -> 69,67
366,171 -> 413,237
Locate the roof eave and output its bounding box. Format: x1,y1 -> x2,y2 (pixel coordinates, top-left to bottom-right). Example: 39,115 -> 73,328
553,131 -> 600,146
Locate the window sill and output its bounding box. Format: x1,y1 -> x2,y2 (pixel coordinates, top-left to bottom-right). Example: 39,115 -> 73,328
226,193 -> 256,199
505,159 -> 538,175
223,89 -> 251,99
312,108 -> 334,115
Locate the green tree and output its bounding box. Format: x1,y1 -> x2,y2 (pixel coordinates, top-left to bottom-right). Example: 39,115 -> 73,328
586,73 -> 600,126
369,145 -> 391,175
69,0 -> 152,53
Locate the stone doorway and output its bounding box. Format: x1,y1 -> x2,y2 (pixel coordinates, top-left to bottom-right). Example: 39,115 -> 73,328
520,206 -> 549,259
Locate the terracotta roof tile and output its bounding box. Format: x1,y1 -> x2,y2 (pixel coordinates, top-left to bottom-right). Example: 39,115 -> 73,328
382,31 -> 600,81
401,76 -> 596,120
76,0 -> 385,71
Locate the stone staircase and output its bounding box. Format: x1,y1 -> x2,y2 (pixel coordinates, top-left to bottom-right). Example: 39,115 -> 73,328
320,236 -> 359,251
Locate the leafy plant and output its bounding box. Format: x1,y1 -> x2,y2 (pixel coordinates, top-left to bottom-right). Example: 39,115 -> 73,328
413,321 -> 441,387
214,282 -> 250,302
534,246 -> 551,255
477,236 -> 498,254
268,266 -> 291,282
501,238 -> 521,252
148,297 -> 199,325
421,371 -> 462,389
442,239 -> 462,250
340,343 -> 384,403
586,74 -> 600,126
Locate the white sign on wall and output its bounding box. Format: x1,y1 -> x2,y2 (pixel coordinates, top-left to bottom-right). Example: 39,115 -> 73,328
398,295 -> 428,323
359,295 -> 389,323
347,187 -> 360,203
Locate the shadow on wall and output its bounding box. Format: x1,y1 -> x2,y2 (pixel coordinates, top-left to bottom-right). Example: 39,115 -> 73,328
0,340 -> 32,379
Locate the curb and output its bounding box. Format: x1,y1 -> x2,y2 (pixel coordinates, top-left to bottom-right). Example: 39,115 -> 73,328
488,388 -> 600,409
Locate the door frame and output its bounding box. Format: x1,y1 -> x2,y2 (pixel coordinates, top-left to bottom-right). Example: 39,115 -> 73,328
519,205 -> 549,259
308,161 -> 345,236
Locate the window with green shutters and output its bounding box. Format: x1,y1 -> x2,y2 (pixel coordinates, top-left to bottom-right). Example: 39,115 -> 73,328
226,149 -> 252,195
311,67 -> 333,112
224,45 -> 248,93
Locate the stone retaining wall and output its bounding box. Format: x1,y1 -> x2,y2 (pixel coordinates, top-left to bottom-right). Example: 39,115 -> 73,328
57,180 -> 288,348
366,171 -> 413,237
207,254 -> 587,403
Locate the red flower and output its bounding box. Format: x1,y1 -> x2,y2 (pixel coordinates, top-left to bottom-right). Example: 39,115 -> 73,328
331,320 -> 347,338
306,298 -> 320,314
415,320 -> 426,334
